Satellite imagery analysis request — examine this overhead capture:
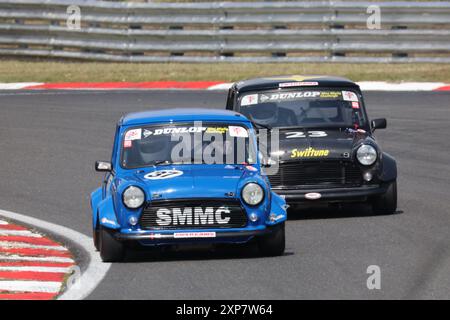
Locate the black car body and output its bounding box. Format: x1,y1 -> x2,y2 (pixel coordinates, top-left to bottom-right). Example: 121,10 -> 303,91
226,75 -> 397,213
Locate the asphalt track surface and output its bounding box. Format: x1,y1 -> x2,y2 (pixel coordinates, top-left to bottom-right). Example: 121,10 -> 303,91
0,90 -> 449,299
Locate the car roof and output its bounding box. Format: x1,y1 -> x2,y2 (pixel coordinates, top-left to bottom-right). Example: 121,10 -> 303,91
119,108 -> 250,126
233,75 -> 359,92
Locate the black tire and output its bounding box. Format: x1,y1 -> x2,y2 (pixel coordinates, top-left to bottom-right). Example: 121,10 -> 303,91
372,180 -> 397,214
258,223 -> 285,257
99,226 -> 125,262
93,228 -> 100,251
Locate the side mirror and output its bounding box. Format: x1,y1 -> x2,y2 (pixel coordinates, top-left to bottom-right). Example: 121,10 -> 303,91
95,161 -> 112,172
371,118 -> 387,131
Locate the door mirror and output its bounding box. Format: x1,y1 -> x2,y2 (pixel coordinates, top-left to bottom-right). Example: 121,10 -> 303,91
371,118 -> 387,131
95,161 -> 112,172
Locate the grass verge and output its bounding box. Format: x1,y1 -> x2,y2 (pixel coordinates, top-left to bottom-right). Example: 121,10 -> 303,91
1,58 -> 449,83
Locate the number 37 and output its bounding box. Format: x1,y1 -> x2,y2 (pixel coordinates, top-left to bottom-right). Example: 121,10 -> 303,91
285,131 -> 327,139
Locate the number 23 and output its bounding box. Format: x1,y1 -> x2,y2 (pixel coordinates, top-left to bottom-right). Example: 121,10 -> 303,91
285,131 -> 327,138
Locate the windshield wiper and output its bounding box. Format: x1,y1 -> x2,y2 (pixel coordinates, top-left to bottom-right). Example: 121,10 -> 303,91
151,160 -> 173,166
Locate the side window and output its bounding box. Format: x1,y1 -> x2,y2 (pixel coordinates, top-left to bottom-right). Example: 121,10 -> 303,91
226,89 -> 236,110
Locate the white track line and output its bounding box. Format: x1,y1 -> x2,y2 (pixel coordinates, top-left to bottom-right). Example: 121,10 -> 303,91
0,255 -> 74,263
0,280 -> 61,293
0,266 -> 71,273
0,209 -> 111,300
0,220 -> 8,225
0,241 -> 67,251
0,230 -> 42,237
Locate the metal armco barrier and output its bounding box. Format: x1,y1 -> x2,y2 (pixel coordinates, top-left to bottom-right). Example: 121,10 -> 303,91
0,0 -> 449,63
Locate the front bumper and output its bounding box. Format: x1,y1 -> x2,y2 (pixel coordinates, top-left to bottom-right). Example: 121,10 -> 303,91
273,184 -> 389,203
114,225 -> 270,244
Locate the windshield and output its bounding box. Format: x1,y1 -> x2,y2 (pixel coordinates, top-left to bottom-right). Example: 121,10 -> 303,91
238,88 -> 367,129
121,122 -> 256,169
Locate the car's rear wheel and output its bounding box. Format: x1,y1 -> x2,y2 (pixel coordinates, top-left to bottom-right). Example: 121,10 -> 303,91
372,180 -> 397,214
99,226 -> 125,262
258,223 -> 285,257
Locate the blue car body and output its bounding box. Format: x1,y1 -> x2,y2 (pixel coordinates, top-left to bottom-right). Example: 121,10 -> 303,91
90,108 -> 287,249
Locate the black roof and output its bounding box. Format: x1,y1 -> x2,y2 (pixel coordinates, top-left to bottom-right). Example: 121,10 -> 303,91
233,75 -> 359,92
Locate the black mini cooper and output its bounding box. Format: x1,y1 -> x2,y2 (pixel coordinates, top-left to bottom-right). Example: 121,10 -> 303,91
226,75 -> 397,214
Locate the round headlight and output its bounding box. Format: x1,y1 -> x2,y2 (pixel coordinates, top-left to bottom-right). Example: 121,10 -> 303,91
123,186 -> 145,209
356,145 -> 377,166
242,183 -> 264,206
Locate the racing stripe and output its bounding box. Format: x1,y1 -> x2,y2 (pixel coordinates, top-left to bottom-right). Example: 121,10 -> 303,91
0,236 -> 61,246
0,281 -> 62,293
0,266 -> 71,273
0,292 -> 56,300
0,241 -> 67,251
0,230 -> 42,237
0,271 -> 65,282
0,224 -> 27,231
0,247 -> 72,258
0,255 -> 74,263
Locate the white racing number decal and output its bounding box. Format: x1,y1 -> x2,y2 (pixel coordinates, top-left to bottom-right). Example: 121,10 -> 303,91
285,131 -> 328,139
342,91 -> 359,102
155,207 -> 231,226
240,94 -> 258,106
144,169 -> 183,180
125,128 -> 142,141
229,126 -> 248,138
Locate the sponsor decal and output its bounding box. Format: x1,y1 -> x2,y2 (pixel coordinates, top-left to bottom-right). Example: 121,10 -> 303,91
173,232 -> 216,239
123,140 -> 132,148
352,101 -> 360,109
155,207 -> 231,226
143,129 -> 153,138
342,91 -> 359,102
229,126 -> 248,138
305,192 -> 322,200
279,81 -> 318,88
144,169 -> 183,180
240,94 -> 258,106
320,91 -> 342,99
143,127 -> 207,137
206,127 -> 228,134
291,147 -> 330,158
124,128 -> 142,141
260,91 -> 321,102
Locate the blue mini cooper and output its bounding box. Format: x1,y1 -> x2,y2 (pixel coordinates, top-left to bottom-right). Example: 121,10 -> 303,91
91,108 -> 287,262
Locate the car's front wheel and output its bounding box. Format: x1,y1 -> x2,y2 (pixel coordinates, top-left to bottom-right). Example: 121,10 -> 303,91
258,223 -> 285,257
93,228 -> 99,251
99,226 -> 125,262
372,180 -> 397,214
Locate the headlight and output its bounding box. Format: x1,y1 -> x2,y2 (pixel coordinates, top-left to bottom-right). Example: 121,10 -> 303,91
123,186 -> 145,209
356,145 -> 377,166
242,183 -> 264,206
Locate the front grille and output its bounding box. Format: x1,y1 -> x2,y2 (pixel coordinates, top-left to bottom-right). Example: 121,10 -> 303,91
139,199 -> 247,230
267,161 -> 362,188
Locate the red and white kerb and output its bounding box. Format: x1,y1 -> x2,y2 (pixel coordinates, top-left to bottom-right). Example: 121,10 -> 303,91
0,218 -> 75,300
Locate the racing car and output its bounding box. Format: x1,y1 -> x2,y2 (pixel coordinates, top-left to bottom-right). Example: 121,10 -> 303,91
91,108 -> 287,262
226,75 -> 397,214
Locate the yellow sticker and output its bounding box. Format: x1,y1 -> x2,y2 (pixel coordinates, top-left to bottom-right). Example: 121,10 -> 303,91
291,147 -> 330,158
320,91 -> 342,99
206,127 -> 229,134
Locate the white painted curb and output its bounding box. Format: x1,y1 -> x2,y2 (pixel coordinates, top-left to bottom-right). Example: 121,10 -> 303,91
0,209 -> 111,300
